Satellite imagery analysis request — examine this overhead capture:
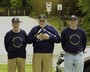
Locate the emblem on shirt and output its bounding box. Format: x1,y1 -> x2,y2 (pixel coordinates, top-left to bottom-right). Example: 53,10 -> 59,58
12,37 -> 22,48
70,34 -> 80,45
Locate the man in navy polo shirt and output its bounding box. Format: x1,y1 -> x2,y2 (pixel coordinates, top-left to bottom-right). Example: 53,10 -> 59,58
61,15 -> 86,72
4,18 -> 27,72
27,14 -> 61,72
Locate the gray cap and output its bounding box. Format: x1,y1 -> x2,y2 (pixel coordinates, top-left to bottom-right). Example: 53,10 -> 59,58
38,14 -> 47,20
69,15 -> 78,20
12,18 -> 22,23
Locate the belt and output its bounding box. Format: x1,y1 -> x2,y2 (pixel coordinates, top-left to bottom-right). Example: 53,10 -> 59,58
68,50 -> 82,55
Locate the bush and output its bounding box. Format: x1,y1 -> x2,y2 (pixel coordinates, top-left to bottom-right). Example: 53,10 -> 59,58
78,0 -> 90,43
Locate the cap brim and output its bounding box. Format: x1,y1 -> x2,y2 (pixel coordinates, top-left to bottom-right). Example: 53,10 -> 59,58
38,19 -> 46,20
12,21 -> 22,23
69,18 -> 77,20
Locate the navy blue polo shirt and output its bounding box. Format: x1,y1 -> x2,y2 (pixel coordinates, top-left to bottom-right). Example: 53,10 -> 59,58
27,24 -> 61,53
61,27 -> 86,53
4,29 -> 27,59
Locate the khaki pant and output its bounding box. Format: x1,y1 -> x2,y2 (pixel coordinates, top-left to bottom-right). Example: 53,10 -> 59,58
8,58 -> 25,72
32,53 -> 53,72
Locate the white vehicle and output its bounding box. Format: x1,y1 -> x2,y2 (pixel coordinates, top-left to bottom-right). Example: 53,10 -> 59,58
55,47 -> 90,72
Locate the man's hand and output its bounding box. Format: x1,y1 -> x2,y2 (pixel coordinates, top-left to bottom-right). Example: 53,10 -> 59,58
42,33 -> 50,40
36,33 -> 43,40
36,33 -> 50,40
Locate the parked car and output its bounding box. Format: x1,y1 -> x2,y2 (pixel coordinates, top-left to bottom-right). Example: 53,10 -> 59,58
55,47 -> 90,72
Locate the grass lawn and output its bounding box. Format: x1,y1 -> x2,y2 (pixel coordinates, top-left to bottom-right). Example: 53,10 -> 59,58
87,41 -> 90,46
0,64 -> 32,72
0,64 -> 55,72
48,18 -> 62,32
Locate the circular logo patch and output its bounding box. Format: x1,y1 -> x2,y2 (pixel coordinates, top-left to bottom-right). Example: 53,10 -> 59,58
12,37 -> 22,48
70,34 -> 80,45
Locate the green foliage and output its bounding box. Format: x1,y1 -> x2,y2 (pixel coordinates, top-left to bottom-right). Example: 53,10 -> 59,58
10,0 -> 22,8
0,0 -> 9,7
78,0 -> 90,40
26,0 -> 33,9
78,0 -> 90,13
0,0 -> 59,16
0,64 -> 32,72
30,0 -> 59,16
48,18 -> 60,30
0,64 -> 55,72
48,17 -> 64,32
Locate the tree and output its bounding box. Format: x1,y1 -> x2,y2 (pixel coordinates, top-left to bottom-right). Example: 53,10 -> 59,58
78,0 -> 90,39
10,0 -> 22,8
22,0 -> 27,7
0,0 -> 2,2
30,0 -> 59,16
0,0 -> 10,7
